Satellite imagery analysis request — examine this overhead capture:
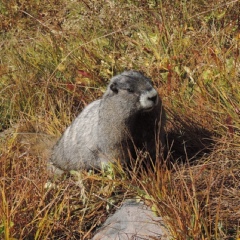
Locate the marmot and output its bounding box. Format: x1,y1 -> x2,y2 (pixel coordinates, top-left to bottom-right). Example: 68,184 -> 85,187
49,70 -> 166,171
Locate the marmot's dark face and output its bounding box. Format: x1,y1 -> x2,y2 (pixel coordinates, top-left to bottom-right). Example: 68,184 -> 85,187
106,70 -> 159,112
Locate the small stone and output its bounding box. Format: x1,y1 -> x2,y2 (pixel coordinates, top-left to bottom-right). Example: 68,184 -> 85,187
92,199 -> 170,240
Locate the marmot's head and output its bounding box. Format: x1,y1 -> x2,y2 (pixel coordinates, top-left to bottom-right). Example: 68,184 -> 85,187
104,70 -> 159,112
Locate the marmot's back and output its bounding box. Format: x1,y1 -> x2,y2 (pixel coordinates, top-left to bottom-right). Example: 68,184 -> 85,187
50,70 -> 166,172
50,100 -> 101,170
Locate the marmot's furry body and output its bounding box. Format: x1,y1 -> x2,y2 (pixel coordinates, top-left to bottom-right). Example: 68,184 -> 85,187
50,71 -> 166,171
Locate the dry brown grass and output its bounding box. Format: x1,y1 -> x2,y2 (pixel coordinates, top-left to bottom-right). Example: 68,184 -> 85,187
1,0 -> 240,239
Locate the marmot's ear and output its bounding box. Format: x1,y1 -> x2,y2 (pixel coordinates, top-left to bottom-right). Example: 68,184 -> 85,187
110,82 -> 119,93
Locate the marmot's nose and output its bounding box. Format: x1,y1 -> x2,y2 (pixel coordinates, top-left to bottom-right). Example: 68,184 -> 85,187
148,95 -> 157,104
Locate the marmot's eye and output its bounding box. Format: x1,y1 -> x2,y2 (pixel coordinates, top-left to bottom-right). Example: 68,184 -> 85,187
126,88 -> 134,93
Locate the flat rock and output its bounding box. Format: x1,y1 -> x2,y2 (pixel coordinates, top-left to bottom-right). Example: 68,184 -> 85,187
92,199 -> 170,240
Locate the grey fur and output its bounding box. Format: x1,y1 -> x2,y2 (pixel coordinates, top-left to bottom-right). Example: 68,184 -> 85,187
50,70 -> 166,171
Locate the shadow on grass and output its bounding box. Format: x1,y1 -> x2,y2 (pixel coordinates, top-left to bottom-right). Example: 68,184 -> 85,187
165,116 -> 216,164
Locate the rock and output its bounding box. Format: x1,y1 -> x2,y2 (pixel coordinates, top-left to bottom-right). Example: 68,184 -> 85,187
0,124 -> 58,162
92,199 -> 170,240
